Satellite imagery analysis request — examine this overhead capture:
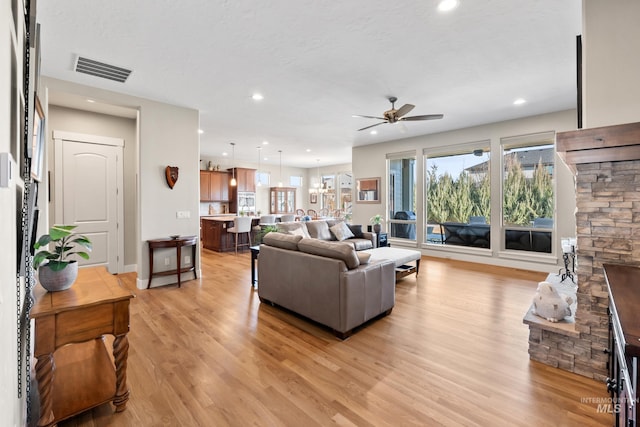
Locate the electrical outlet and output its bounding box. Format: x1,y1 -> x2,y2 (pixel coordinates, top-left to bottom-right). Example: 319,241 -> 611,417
164,258 -> 170,266
184,255 -> 190,264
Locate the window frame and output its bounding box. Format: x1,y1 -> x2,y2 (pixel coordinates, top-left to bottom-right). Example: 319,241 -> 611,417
386,151 -> 417,243
499,132 -> 556,257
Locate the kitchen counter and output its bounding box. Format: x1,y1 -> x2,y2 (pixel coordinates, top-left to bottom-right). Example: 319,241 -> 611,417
200,216 -> 259,251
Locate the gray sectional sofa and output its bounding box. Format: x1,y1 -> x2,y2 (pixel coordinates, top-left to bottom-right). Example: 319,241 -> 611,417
276,219 -> 377,250
257,232 -> 395,339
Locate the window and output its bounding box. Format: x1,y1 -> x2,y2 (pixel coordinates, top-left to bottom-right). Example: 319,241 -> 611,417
501,133 -> 554,254
256,171 -> 270,187
289,175 -> 303,187
424,144 -> 491,248
387,152 -> 416,241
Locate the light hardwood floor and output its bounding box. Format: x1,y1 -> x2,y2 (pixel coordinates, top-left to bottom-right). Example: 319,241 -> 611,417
59,249 -> 611,427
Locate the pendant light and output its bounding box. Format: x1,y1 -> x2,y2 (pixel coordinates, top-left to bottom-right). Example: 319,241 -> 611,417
230,142 -> 237,186
278,150 -> 283,187
256,146 -> 262,187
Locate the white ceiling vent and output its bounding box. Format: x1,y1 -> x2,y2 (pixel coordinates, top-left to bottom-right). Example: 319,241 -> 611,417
74,56 -> 132,83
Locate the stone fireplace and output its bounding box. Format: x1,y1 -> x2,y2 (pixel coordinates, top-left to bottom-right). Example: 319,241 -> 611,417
525,122 -> 640,381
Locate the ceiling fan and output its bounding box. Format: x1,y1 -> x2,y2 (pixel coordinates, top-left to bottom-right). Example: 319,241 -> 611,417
353,96 -> 443,131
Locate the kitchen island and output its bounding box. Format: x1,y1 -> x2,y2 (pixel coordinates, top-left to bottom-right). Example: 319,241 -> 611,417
200,216 -> 259,252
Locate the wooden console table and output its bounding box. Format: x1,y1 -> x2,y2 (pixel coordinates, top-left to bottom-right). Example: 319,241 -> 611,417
147,235 -> 197,288
31,267 -> 135,427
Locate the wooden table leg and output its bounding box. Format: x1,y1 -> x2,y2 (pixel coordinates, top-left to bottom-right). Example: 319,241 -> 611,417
112,334 -> 130,412
35,354 -> 55,427
176,245 -> 182,287
147,246 -> 154,289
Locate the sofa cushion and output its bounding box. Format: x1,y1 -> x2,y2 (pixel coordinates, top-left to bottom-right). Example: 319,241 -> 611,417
350,238 -> 374,251
330,221 -> 355,241
297,238 -> 360,269
277,222 -> 310,238
305,221 -> 333,241
357,252 -> 371,264
263,232 -> 302,250
347,224 -> 364,238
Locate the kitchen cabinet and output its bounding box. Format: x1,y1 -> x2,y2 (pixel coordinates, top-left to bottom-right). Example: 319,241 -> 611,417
200,171 -> 229,202
228,168 -> 256,214
201,217 -> 258,252
270,187 -> 296,214
228,168 -> 256,192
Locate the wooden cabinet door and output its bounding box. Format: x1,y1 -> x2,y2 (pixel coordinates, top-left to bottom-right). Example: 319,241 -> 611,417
242,169 -> 256,192
209,173 -> 221,201
200,171 -> 212,201
218,172 -> 229,201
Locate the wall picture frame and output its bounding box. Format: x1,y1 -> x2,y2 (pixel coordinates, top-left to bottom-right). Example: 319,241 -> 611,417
309,192 -> 318,204
356,177 -> 380,204
30,95 -> 45,181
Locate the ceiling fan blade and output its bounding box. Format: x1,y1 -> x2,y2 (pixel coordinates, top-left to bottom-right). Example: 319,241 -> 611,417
357,122 -> 387,131
401,114 -> 444,121
352,114 -> 386,120
395,104 -> 415,118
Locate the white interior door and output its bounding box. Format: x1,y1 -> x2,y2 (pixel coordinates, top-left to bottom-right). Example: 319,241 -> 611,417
53,131 -> 124,273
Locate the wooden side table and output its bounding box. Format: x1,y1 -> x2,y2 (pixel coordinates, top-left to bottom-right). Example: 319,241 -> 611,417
31,267 -> 135,427
147,235 -> 198,288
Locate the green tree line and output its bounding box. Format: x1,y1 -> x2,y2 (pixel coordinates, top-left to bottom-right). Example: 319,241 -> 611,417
426,155 -> 553,226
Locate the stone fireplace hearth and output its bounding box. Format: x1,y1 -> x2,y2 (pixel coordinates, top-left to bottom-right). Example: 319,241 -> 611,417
525,122 -> 640,381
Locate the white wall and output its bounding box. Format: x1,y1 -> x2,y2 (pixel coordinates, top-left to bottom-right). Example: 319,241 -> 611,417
42,78 -> 200,289
2,0 -> 28,424
353,109 -> 578,273
582,0 -> 640,127
47,105 -> 138,269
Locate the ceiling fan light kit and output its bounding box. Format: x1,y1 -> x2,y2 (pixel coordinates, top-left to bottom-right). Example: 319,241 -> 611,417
354,96 -> 443,131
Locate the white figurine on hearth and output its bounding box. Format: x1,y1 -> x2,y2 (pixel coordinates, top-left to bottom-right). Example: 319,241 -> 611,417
532,281 -> 574,322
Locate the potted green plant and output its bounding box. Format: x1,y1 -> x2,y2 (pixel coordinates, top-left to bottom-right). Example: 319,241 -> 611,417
33,225 -> 92,292
370,214 -> 384,234
255,224 -> 278,245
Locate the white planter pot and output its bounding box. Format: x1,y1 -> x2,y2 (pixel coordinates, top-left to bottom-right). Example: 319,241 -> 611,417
38,261 -> 79,292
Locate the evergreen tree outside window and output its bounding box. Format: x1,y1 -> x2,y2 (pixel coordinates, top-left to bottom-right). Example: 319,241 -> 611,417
424,145 -> 491,247
501,133 -> 554,254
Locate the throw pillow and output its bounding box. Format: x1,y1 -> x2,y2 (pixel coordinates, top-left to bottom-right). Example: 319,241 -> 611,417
277,222 -> 310,238
347,224 -> 364,238
357,252 -> 371,264
305,221 -> 333,240
330,221 -> 355,242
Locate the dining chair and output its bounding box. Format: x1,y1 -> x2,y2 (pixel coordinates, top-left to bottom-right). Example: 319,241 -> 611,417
332,209 -> 342,219
228,216 -> 252,254
280,214 -> 296,222
296,208 -> 306,216
318,208 -> 330,218
307,209 -> 318,219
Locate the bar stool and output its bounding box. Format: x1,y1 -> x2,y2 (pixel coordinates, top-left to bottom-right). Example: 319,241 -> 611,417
228,216 -> 252,254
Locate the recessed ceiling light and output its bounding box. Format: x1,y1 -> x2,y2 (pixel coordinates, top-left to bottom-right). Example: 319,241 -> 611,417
87,99 -> 95,103
513,98 -> 527,105
252,93 -> 264,101
437,0 -> 459,12
306,149 -> 311,152
370,130 -> 378,135
198,129 -> 204,134
222,152 -> 228,156
262,140 -> 269,145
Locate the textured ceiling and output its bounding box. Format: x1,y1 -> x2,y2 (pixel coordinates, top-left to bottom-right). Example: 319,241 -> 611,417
37,0 -> 582,168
